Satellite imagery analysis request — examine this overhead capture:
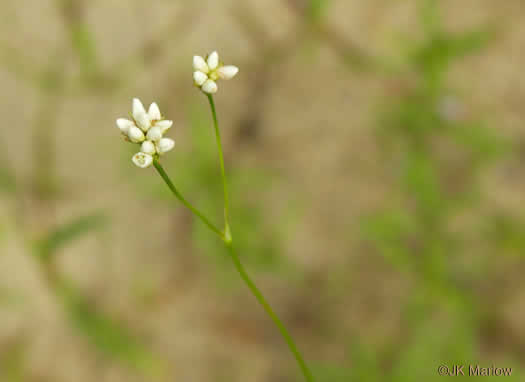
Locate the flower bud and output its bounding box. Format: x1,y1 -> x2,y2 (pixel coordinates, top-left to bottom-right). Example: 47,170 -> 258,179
128,126 -> 145,143
217,65 -> 239,80
132,98 -> 150,131
148,102 -> 161,121
116,118 -> 134,134
146,126 -> 163,142
155,120 -> 173,133
132,98 -> 146,118
202,79 -> 218,94
193,55 -> 209,73
132,152 -> 153,168
141,140 -> 156,155
207,51 -> 219,70
135,112 -> 150,132
157,138 -> 175,154
193,71 -> 208,86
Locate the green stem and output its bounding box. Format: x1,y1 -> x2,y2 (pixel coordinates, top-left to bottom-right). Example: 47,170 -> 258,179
153,98 -> 315,381
153,159 -> 223,238
226,243 -> 314,382
207,94 -> 230,231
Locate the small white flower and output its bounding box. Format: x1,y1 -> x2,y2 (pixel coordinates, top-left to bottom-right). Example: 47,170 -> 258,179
193,55 -> 209,73
146,126 -> 163,142
132,152 -> 153,168
132,98 -> 151,132
116,98 -> 176,168
128,126 -> 146,143
148,102 -> 161,121
155,120 -> 173,133
217,65 -> 239,80
207,51 -> 219,70
116,118 -> 134,135
156,138 -> 175,155
193,71 -> 208,86
202,79 -> 218,94
193,51 -> 238,94
132,98 -> 146,115
141,140 -> 156,155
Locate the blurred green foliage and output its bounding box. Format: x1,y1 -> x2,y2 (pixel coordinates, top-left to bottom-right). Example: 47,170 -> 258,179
0,340 -> 28,382
31,212 -> 162,376
308,0 -> 331,23
354,0 -> 522,380
0,165 -> 16,195
34,212 -> 108,262
55,278 -> 162,376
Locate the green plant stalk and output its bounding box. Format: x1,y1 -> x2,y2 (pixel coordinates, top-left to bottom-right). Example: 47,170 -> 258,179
152,96 -> 315,381
153,159 -> 223,238
225,242 -> 315,382
207,94 -> 231,238
207,94 -> 314,381
154,162 -> 314,381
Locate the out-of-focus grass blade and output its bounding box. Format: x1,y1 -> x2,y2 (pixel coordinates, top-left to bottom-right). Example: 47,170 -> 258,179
70,23 -> 99,80
312,338 -> 382,382
347,340 -> 381,382
0,287 -> 24,308
420,0 -> 441,37
0,144 -> 16,194
35,212 -> 108,262
55,279 -> 164,377
487,214 -> 525,257
0,340 -> 27,381
414,27 -> 493,79
361,210 -> 416,270
59,0 -> 99,79
0,166 -> 16,194
312,363 -> 352,382
0,42 -> 41,86
308,0 -> 331,22
448,121 -> 507,163
449,27 -> 495,58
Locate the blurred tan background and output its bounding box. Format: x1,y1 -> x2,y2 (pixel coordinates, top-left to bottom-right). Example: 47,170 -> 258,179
1,0 -> 525,381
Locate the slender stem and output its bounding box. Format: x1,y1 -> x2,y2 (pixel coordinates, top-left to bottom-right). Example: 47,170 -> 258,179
153,159 -> 223,238
207,94 -> 230,230
226,243 -> 314,382
154,97 -> 314,381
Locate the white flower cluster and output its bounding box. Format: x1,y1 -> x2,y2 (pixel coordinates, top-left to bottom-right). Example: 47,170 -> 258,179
193,51 -> 238,94
116,98 -> 175,168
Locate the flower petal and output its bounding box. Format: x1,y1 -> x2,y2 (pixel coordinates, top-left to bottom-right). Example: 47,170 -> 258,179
128,126 -> 145,143
202,79 -> 218,94
148,102 -> 161,121
157,138 -> 175,154
155,120 -> 173,133
146,126 -> 163,142
116,118 -> 134,134
132,152 -> 153,168
217,65 -> 239,80
132,98 -> 150,131
132,98 -> 146,118
141,140 -> 156,155
193,71 -> 208,86
193,55 -> 209,73
207,51 -> 219,70
136,113 -> 151,132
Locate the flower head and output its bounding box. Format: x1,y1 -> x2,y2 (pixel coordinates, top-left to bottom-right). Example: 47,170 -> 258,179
116,98 -> 175,168
193,51 -> 238,94
132,152 -> 153,168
